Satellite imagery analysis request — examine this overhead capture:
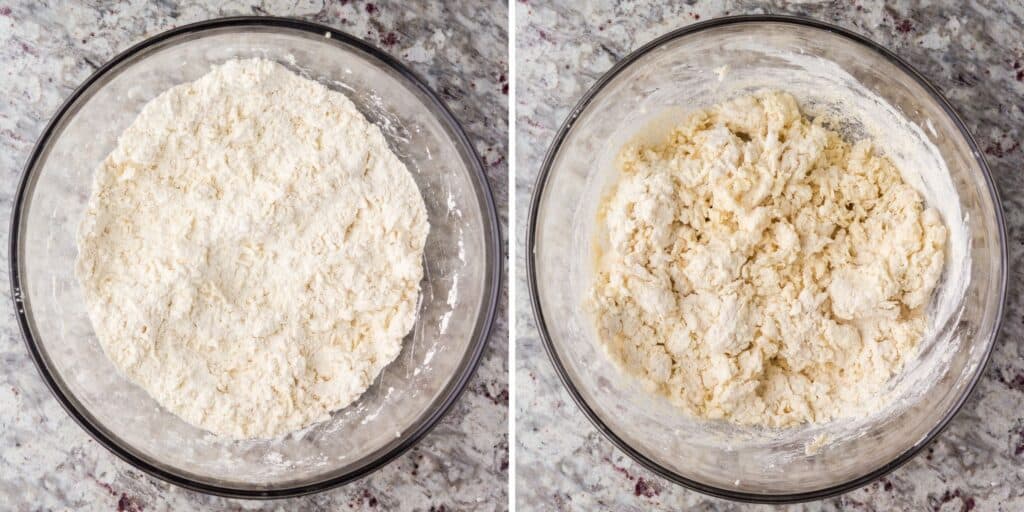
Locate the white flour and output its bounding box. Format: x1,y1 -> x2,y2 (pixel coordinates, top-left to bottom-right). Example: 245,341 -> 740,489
75,59 -> 429,439
590,91 -> 946,427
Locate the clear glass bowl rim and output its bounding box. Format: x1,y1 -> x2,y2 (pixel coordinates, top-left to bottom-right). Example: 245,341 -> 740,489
525,14 -> 1008,504
8,15 -> 502,499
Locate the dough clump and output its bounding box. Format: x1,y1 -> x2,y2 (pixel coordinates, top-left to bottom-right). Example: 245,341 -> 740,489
77,59 -> 429,438
590,91 -> 946,427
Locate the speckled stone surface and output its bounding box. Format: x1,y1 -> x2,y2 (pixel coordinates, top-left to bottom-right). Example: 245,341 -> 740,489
0,1 -> 507,510
516,1 -> 1023,510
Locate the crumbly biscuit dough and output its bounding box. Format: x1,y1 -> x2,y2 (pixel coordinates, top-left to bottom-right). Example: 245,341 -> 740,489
590,91 -> 945,427
77,59 -> 428,438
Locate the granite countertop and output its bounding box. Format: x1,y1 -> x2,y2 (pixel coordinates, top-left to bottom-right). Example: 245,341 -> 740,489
516,1 -> 1024,510
0,1 -> 507,510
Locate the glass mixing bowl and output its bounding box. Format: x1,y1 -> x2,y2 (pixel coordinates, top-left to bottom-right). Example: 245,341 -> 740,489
9,17 -> 500,498
527,16 -> 1006,503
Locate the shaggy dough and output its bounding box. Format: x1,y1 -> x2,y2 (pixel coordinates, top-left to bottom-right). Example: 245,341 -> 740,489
590,91 -> 946,427
76,59 -> 429,438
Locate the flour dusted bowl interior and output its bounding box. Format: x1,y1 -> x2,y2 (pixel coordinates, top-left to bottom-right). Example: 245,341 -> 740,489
529,17 -> 1004,500
11,18 -> 498,496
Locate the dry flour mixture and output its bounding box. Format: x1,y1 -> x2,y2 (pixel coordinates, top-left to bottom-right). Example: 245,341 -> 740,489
76,59 -> 429,439
590,91 -> 946,427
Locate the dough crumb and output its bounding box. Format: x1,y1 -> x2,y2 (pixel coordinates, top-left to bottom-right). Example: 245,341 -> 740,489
76,59 -> 429,439
590,91 -> 946,428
